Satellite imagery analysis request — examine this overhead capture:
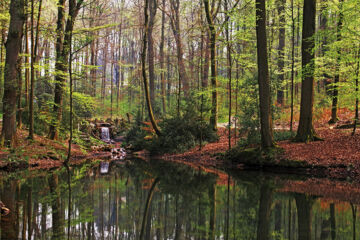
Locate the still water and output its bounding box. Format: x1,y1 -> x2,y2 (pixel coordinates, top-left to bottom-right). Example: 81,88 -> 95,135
0,158 -> 359,239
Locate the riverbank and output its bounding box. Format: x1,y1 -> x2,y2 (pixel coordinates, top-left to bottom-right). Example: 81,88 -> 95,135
161,126 -> 360,181
0,128 -> 112,171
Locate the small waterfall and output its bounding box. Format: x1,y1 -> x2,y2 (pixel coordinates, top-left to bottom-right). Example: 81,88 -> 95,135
101,127 -> 110,142
100,162 -> 109,174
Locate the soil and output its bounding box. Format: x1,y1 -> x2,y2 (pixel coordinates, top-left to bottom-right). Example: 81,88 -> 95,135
0,129 -> 111,170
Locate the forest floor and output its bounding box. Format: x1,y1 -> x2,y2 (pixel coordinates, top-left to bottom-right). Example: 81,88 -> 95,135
0,128 -> 111,170
162,108 -> 360,180
1,108 -> 360,178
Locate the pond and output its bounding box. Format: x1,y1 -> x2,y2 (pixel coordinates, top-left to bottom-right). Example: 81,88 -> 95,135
0,158 -> 359,239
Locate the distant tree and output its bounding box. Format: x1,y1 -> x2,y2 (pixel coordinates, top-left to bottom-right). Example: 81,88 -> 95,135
276,0 -> 285,106
169,0 -> 190,98
1,0 -> 25,147
329,0 -> 344,124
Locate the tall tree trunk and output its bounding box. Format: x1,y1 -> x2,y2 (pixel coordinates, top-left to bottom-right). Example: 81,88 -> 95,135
290,0 -> 295,132
24,4 -> 29,109
295,0 -> 318,142
203,0 -> 219,131
148,0 -> 157,107
169,0 -> 189,97
28,0 -> 42,139
225,0 -> 232,149
142,0 -> 161,136
1,0 -> 25,147
255,0 -> 274,148
48,0 -> 83,140
352,47 -> 360,135
90,37 -> 97,97
101,37 -> 108,105
160,0 -> 166,113
329,0 -> 344,124
276,0 -> 285,105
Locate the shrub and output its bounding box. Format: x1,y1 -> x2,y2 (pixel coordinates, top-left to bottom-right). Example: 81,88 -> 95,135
148,104 -> 218,154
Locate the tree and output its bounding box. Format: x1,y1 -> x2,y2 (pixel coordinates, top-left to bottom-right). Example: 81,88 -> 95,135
276,0 -> 285,106
48,0 -> 84,140
203,0 -> 220,131
255,0 -> 274,148
329,0 -> 344,124
159,0 -> 166,113
148,0 -> 157,107
295,0 -> 318,142
28,0 -> 43,139
169,0 -> 190,98
142,0 -> 161,136
1,0 -> 25,147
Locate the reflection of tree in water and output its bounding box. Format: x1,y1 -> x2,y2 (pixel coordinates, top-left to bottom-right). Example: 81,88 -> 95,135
2,161 -> 360,239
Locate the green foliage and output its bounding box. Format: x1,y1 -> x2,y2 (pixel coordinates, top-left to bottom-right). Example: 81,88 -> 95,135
125,111 -> 149,151
148,103 -> 218,154
72,92 -> 96,119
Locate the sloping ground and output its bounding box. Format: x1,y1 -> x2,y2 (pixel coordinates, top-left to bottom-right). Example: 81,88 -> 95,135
279,128 -> 360,167
0,129 -> 108,170
161,128 -> 233,167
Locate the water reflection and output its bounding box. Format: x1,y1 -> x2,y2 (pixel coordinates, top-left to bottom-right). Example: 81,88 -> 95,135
0,159 -> 359,239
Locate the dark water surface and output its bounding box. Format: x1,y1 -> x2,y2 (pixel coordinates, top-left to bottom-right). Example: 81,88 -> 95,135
0,158 -> 359,239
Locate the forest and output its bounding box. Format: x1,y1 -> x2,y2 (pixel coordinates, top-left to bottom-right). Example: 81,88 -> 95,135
1,0 -> 360,239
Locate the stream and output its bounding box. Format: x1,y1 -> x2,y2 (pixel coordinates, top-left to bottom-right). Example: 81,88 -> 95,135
0,158 -> 359,239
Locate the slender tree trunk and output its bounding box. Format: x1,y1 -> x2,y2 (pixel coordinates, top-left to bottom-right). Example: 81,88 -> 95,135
295,0 -> 318,142
203,0 -> 219,131
90,37 -> 97,97
225,0 -> 232,149
28,0 -> 42,139
290,0 -> 295,132
169,0 -> 189,97
276,0 -> 286,105
24,3 -> 29,108
329,0 -> 344,124
255,0 -> 274,148
1,0 -> 25,147
49,0 -> 83,140
101,37 -> 108,105
352,48 -> 360,135
142,0 -> 161,136
160,0 -> 166,113
148,0 -> 157,107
